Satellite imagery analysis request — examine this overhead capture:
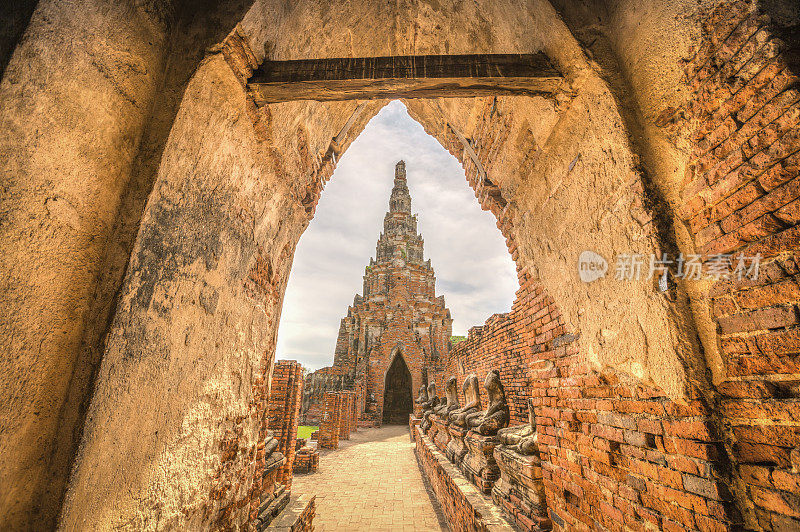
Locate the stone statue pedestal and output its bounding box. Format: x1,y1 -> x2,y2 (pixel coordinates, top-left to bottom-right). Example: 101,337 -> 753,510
431,415 -> 450,454
253,451 -> 288,527
409,416 -> 422,441
427,414 -> 442,440
461,431 -> 500,494
492,445 -> 551,531
446,425 -> 468,465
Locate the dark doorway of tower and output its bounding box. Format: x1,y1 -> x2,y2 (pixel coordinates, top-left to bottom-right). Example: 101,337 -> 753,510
383,353 -> 413,424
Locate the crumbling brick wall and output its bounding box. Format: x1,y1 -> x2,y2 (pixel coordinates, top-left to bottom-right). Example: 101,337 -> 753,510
431,269 -> 738,530
678,1 -> 800,529
268,360 -> 304,490
293,447 -> 320,474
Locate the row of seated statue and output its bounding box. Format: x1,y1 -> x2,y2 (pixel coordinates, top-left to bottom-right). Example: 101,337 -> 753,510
415,370 -> 538,455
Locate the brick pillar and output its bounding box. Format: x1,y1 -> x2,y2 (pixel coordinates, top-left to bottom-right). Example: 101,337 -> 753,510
338,392 -> 352,440
267,360 -> 304,490
318,392 -> 341,449
350,391 -> 358,433
354,382 -> 364,424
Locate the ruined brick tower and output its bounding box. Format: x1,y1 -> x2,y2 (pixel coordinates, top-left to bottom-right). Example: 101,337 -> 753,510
304,161 -> 453,425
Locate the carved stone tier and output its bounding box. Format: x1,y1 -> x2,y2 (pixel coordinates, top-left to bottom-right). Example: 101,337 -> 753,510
446,425 -> 469,466
461,431 -> 501,494
492,445 -> 551,531
431,415 -> 450,454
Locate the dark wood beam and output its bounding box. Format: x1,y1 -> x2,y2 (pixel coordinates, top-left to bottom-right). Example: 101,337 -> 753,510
247,53 -> 562,104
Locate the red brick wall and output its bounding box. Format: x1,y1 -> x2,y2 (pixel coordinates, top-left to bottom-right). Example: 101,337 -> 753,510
678,1 -> 800,529
210,356 -> 276,526
432,270 -> 737,530
268,360 -> 304,490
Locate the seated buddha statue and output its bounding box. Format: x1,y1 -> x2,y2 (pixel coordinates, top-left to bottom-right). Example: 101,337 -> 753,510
449,374 -> 481,427
415,384 -> 428,405
465,370 -> 509,436
498,397 -> 538,455
434,377 -> 460,418
420,383 -> 439,431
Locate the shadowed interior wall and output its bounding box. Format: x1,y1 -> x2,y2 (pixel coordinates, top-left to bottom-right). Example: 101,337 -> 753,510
0,1 -> 38,78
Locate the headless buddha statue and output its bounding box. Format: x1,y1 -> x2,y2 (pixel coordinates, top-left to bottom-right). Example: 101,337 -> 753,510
434,377 -> 461,417
449,374 -> 481,427
420,383 -> 439,431
465,370 -> 509,436
497,397 -> 538,455
415,384 -> 428,405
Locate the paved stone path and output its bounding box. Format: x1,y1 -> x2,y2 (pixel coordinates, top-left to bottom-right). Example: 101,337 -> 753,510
293,425 -> 447,531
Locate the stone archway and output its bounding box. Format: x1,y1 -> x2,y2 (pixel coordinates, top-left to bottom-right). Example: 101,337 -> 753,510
2,2 -> 708,527
1,0 -> 798,530
382,351 -> 413,425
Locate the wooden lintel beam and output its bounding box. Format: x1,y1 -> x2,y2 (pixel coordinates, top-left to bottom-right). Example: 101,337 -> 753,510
247,53 -> 562,104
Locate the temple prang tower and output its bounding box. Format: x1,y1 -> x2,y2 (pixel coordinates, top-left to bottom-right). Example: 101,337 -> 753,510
304,160 -> 453,425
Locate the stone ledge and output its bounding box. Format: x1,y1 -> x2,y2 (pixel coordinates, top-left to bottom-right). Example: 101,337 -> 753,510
266,493 -> 315,532
412,425 -> 514,531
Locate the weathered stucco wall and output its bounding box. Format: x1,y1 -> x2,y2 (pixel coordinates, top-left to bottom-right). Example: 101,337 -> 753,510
0,1 -> 173,528
0,1 -> 261,528
58,31 -> 383,527
59,53 -> 285,528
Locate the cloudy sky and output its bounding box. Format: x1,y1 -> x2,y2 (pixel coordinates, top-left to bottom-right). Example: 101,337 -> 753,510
276,101 -> 518,370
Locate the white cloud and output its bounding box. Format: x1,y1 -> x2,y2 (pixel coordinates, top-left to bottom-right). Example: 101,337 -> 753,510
276,101 -> 517,370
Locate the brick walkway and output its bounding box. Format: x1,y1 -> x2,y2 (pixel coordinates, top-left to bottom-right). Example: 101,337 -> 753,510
293,425 -> 447,531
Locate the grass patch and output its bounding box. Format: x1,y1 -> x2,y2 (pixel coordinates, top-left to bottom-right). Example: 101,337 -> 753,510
451,335 -> 467,344
297,426 -> 318,439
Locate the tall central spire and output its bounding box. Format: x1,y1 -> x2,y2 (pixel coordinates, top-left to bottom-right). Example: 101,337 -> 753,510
389,160 -> 411,213
375,161 -> 426,266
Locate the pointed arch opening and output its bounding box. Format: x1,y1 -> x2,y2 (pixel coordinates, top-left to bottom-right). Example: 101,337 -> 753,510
382,350 -> 413,425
